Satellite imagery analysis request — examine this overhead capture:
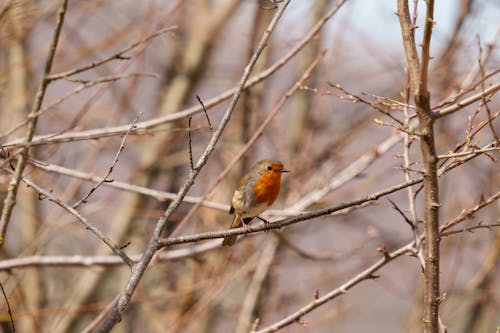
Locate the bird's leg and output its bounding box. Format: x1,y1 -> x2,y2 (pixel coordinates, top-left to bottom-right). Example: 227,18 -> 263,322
238,213 -> 251,232
256,216 -> 270,232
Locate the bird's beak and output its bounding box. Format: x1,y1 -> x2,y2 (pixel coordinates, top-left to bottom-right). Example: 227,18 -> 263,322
280,168 -> 290,173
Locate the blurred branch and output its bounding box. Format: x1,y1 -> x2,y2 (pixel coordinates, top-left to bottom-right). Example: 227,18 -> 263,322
97,2 -> 292,331
0,0 -> 13,21
28,158 -> 231,210
461,232 -> 500,333
402,70 -> 422,254
0,0 -> 68,245
0,73 -> 155,141
0,240 -> 220,270
433,82 -> 500,118
0,280 -> 15,332
46,26 -> 177,80
235,237 -> 280,333
440,191 -> 500,231
2,0 -> 348,151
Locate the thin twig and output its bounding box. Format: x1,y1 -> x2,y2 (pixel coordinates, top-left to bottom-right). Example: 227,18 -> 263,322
187,117 -> 194,170
73,113 -> 142,208
196,95 -> 213,130
328,82 -> 404,125
476,35 -> 499,142
433,82 -> 500,118
46,26 -> 177,81
387,198 -> 415,229
0,280 -> 15,332
437,146 -> 499,159
440,191 -> 500,231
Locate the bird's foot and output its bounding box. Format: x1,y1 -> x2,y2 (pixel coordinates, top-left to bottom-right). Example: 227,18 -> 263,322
256,216 -> 271,232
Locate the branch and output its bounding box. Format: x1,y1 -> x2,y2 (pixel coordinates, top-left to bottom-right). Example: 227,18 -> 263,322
0,280 -> 15,332
253,241 -> 414,332
252,192 -> 500,333
396,0 -> 420,85
28,159 -> 230,211
418,0 -> 435,97
17,175 -> 134,267
433,82 -> 500,118
235,237 -> 280,333
0,0 -> 68,245
158,177 -> 423,247
0,240 -> 220,270
440,191 -> 500,231
397,1 -> 440,332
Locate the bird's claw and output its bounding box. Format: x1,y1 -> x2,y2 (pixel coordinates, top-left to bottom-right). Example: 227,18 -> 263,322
257,216 -> 271,232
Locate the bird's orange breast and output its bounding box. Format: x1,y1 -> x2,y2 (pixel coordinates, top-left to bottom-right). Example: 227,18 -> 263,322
253,172 -> 282,206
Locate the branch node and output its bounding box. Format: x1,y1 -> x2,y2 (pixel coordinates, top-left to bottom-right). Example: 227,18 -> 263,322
119,241 -> 131,250
377,245 -> 391,260
295,318 -> 308,328
436,292 -> 447,304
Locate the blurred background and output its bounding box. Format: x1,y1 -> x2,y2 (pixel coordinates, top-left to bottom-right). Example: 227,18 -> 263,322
0,0 -> 498,332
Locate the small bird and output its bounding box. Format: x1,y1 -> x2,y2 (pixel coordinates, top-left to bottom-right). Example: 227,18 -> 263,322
222,159 -> 289,246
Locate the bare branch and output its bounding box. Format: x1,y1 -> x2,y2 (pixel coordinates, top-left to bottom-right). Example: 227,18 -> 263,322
46,26 -> 177,81
253,191 -> 500,333
0,0 -> 69,245
16,175 -> 134,266
433,82 -> 500,118
0,240 -> 220,270
196,95 -> 213,130
0,280 -> 15,332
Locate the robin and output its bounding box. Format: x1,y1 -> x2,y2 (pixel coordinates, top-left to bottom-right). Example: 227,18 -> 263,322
222,159 -> 289,246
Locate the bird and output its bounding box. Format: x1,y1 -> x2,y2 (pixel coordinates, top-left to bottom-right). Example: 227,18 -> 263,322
222,159 -> 289,246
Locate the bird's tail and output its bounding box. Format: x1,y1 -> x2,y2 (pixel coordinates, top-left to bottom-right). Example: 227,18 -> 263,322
221,215 -> 241,246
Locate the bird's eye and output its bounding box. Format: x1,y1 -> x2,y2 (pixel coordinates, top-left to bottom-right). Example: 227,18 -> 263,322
267,166 -> 273,171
